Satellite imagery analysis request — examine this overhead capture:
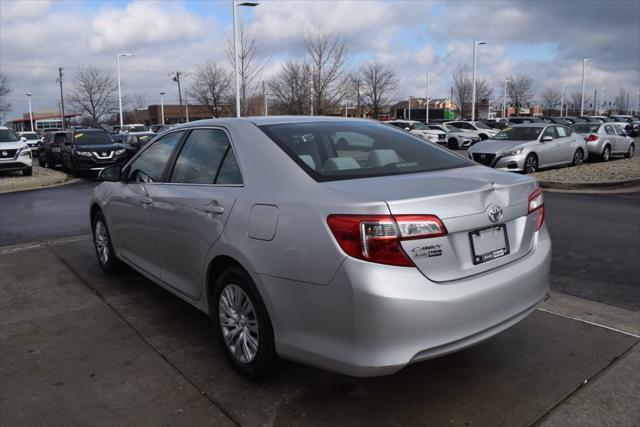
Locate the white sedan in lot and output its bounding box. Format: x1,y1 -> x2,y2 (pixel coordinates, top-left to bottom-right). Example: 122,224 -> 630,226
445,121 -> 500,140
385,120 -> 446,144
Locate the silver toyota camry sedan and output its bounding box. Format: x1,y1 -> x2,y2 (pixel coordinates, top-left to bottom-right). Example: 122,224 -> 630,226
91,117 -> 551,379
467,123 -> 587,173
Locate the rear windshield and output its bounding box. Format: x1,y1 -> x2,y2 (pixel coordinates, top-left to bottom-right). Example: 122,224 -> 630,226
494,127 -> 542,141
259,121 -> 473,182
74,131 -> 113,145
572,123 -> 600,133
0,129 -> 18,142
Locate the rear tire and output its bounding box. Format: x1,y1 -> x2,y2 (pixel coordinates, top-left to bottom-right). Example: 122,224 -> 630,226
22,167 -> 33,176
524,153 -> 538,174
572,148 -> 584,166
92,211 -> 123,274
213,265 -> 279,380
38,156 -> 46,167
624,143 -> 634,159
600,145 -> 611,162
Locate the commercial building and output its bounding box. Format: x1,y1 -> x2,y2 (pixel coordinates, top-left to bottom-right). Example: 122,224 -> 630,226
7,111 -> 80,132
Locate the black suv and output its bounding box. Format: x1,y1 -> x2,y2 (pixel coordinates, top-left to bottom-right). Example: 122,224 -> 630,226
38,131 -> 69,168
60,129 -> 129,177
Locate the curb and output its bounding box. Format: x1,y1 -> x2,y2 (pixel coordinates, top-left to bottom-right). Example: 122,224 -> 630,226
0,173 -> 79,194
539,178 -> 640,191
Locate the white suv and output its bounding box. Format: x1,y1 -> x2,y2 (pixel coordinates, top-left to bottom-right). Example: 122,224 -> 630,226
0,126 -> 33,176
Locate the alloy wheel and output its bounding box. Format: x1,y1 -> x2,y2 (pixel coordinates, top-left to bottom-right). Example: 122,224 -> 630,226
94,220 -> 109,265
218,284 -> 260,364
525,155 -> 538,173
573,150 -> 584,166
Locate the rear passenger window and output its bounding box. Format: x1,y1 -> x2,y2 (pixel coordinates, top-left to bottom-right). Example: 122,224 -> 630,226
555,126 -> 568,137
604,125 -> 615,135
170,129 -> 242,185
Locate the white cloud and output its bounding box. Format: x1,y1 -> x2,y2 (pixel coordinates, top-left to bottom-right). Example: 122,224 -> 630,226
0,0 -> 52,20
88,1 -> 207,52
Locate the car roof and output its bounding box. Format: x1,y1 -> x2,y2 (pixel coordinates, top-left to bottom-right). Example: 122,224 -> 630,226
170,116 -> 380,128
509,123 -> 549,128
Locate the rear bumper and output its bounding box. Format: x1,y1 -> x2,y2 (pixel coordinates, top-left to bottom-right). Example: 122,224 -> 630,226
258,226 -> 551,377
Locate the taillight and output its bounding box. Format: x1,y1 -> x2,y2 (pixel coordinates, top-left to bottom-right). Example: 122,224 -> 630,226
327,214 -> 447,267
586,134 -> 599,142
528,188 -> 544,231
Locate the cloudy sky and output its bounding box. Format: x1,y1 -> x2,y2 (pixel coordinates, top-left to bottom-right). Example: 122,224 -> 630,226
1,0 -> 639,120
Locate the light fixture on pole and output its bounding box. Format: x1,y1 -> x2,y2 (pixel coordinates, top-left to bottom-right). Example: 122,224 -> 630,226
26,92 -> 34,132
502,78 -> 510,119
232,1 -> 259,118
471,40 -> 486,121
425,73 -> 435,123
560,84 -> 566,118
116,53 -> 133,130
580,58 -> 592,116
160,91 -> 166,124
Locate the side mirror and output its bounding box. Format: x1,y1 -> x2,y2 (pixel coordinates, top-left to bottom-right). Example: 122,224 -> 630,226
99,164 -> 123,182
404,127 -> 411,131
20,136 -> 27,142
541,136 -> 554,142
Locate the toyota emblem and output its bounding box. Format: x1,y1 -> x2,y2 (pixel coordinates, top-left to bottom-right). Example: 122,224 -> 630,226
487,204 -> 503,223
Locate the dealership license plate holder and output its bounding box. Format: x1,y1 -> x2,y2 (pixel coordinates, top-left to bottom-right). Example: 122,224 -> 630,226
51,147 -> 61,152
470,225 -> 510,265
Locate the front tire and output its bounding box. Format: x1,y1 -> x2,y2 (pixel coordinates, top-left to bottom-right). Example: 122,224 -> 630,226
213,265 -> 279,380
38,156 -> 46,167
92,211 -> 122,274
600,145 -> 611,162
23,167 -> 33,176
572,148 -> 584,166
447,138 -> 459,150
524,153 -> 538,174
624,143 -> 635,159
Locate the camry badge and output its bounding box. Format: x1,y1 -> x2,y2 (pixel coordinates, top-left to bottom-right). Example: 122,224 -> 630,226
487,204 -> 503,223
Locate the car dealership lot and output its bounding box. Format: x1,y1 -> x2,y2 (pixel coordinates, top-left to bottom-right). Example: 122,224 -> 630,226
1,237 -> 638,426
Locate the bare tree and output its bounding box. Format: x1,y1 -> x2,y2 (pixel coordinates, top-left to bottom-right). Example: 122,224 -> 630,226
304,33 -> 349,115
569,91 -> 591,115
0,73 -> 12,112
540,88 -> 562,115
68,67 -> 119,127
614,87 -> 627,113
347,73 -> 363,116
507,74 -> 535,113
359,61 -> 399,119
188,62 -> 232,117
225,26 -> 268,116
132,92 -> 147,110
268,59 -> 311,115
452,64 -> 493,118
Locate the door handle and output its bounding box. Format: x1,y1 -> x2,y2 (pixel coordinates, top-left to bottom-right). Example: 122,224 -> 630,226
203,201 -> 224,215
141,197 -> 153,209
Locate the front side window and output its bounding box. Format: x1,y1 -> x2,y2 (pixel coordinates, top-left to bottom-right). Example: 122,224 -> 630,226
541,126 -> 556,140
127,131 -> 184,183
259,121 -> 472,182
170,129 -> 242,185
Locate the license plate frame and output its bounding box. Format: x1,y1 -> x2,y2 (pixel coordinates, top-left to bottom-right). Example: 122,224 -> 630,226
469,224 -> 510,265
51,147 -> 61,153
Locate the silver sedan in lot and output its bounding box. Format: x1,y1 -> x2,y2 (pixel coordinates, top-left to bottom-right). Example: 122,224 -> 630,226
571,122 -> 635,161
467,124 -> 587,173
91,117 -> 551,379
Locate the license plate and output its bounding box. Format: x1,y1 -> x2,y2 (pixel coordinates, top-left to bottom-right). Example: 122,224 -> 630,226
51,147 -> 61,152
469,225 -> 510,265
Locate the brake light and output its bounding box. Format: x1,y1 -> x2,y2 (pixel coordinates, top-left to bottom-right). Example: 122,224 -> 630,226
528,188 -> 544,231
327,214 -> 447,267
586,134 -> 599,142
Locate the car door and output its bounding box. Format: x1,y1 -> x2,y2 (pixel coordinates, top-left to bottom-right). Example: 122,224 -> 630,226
553,125 -> 575,164
536,126 -> 561,167
151,128 -> 243,299
603,125 -> 620,153
612,125 -> 627,153
108,130 -> 185,274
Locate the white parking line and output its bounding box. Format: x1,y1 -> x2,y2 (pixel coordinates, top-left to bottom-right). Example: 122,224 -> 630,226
537,307 -> 640,339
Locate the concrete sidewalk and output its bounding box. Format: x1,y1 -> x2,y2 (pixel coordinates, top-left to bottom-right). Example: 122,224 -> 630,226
1,238 -> 638,426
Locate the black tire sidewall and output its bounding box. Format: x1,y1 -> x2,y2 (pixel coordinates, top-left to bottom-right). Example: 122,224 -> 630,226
525,154 -> 537,173
212,266 -> 278,380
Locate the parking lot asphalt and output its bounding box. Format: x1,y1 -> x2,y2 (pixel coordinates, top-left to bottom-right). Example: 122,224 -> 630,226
1,238 -> 638,426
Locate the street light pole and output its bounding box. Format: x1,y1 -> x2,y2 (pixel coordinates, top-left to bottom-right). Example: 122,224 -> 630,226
600,87 -> 606,114
471,40 -> 486,121
580,58 -> 592,116
26,93 -> 34,132
502,78 -> 510,119
116,53 -> 133,129
232,1 -> 259,118
159,92 -> 165,124
408,96 -> 412,120
426,73 -> 434,123
560,84 -> 566,118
